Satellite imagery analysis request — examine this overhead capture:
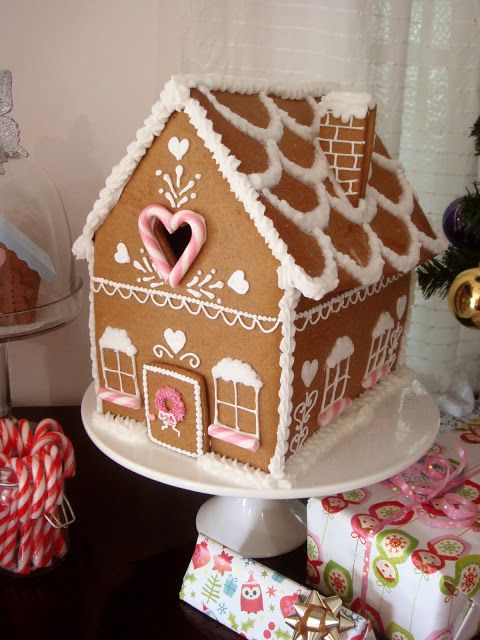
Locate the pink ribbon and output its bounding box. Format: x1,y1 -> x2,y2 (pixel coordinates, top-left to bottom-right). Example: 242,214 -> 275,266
359,445 -> 478,607
389,445 -> 478,529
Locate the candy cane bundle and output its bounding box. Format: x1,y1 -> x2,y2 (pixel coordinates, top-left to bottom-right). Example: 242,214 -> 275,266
0,417 -> 76,575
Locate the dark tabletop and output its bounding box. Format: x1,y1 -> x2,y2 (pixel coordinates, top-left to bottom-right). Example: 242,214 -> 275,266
0,406 -> 306,640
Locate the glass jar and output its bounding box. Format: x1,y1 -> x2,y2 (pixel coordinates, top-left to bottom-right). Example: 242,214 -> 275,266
0,466 -> 74,576
0,155 -> 83,339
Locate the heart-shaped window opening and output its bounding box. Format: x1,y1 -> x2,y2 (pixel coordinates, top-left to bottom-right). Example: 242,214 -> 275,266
153,219 -> 192,264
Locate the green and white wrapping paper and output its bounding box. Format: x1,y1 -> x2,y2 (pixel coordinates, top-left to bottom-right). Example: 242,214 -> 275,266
307,416 -> 480,640
180,535 -> 376,639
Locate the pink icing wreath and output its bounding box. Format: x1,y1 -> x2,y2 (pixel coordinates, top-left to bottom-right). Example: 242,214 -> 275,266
154,386 -> 185,423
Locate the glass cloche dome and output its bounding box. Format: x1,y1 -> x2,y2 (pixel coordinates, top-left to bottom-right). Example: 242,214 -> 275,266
0,71 -> 82,341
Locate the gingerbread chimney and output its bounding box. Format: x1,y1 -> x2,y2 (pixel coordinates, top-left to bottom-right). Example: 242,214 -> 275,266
318,92 -> 376,206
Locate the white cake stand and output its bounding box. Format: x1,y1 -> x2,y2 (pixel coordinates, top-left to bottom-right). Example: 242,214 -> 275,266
81,378 -> 439,558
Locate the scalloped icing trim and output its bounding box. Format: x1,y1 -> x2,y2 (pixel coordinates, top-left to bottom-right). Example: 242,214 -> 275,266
92,278 -> 281,333
92,410 -> 147,443
294,273 -> 403,332
74,74 -> 445,302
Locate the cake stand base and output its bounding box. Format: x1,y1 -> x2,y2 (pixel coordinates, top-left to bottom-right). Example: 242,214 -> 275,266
81,374 -> 439,557
196,497 -> 306,558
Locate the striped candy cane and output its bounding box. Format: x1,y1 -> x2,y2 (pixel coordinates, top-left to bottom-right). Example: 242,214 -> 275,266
361,363 -> 390,389
138,204 -> 207,287
17,519 -> 33,574
12,458 -> 31,524
0,417 -> 75,573
0,504 -> 10,556
39,518 -> 54,568
32,432 -> 75,479
207,424 -> 259,452
18,419 -> 33,454
98,387 -> 141,410
53,527 -> 67,559
0,419 -> 13,456
1,495 -> 19,569
32,516 -> 45,569
317,397 -> 352,428
26,455 -> 46,520
4,419 -> 24,457
39,448 -> 58,514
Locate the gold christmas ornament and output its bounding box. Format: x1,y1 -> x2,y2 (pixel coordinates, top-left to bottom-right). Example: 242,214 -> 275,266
284,590 -> 355,640
448,267 -> 480,328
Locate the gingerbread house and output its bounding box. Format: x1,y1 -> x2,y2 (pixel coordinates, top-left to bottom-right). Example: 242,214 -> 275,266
0,218 -> 56,326
74,75 -> 444,484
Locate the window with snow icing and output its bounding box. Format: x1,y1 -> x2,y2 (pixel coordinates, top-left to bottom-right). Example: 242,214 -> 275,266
208,358 -> 263,453
97,327 -> 141,410
318,336 -> 354,427
362,312 -> 394,389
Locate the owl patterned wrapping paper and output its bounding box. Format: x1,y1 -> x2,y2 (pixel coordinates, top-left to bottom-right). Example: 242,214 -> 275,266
306,410 -> 480,640
180,535 -> 375,639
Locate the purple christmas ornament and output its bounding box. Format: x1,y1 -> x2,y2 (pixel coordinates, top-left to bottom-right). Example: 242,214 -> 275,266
442,197 -> 480,251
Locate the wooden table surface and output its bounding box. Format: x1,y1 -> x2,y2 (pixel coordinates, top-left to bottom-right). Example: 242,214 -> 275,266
0,406 -> 306,640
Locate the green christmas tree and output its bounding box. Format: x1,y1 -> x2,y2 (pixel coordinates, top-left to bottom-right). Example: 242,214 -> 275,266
418,117 -> 480,301
201,573 -> 222,604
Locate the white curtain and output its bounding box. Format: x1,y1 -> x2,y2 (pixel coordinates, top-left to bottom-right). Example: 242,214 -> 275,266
179,0 -> 480,388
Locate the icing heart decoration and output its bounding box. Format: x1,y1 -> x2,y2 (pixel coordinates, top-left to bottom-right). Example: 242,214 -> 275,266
164,328 -> 186,355
396,295 -> 407,320
138,204 -> 207,287
168,136 -> 190,161
114,242 -> 130,264
227,270 -> 249,295
301,359 -> 318,388
0,248 -> 6,268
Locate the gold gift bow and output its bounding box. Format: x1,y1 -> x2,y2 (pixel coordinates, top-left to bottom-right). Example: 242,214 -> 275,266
285,590 -> 355,640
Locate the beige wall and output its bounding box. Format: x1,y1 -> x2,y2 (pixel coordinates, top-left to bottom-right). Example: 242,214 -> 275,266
1,0 -> 183,405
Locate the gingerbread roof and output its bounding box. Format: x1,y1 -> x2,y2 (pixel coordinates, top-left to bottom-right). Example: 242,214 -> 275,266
74,75 -> 445,300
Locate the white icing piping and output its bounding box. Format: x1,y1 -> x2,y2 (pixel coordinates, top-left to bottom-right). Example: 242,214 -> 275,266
143,364 -> 204,457
268,282 -> 300,480
88,258 -> 102,411
197,366 -> 419,488
99,326 -> 137,355
73,75 -> 443,303
294,273 -> 403,332
397,271 -> 416,367
197,451 -> 292,489
182,93 -> 338,301
92,278 -> 281,333
285,367 -> 416,482
326,336 -> 354,369
318,91 -> 376,123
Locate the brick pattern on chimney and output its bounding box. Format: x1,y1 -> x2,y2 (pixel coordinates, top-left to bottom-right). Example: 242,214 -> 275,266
318,108 -> 376,206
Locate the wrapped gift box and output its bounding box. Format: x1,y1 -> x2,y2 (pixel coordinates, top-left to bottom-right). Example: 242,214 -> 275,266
307,417 -> 480,640
180,535 -> 376,639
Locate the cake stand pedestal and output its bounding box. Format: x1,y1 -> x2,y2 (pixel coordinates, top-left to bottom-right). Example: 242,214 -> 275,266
81,377 -> 439,558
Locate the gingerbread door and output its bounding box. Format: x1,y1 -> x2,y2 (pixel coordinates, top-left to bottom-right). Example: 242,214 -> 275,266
142,362 -> 209,456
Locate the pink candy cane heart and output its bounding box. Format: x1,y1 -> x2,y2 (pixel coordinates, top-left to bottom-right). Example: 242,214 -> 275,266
138,204 -> 207,287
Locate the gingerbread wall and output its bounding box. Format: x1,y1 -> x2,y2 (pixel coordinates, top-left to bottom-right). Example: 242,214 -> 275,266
287,273 -> 411,458
93,112 -> 282,319
92,111 -> 285,472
